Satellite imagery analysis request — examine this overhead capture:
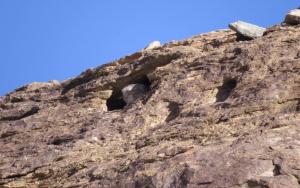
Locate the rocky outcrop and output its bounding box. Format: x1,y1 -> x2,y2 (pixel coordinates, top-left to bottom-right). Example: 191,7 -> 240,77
0,23 -> 300,188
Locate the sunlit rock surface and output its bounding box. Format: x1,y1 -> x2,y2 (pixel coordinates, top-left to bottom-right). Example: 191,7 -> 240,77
229,20 -> 266,39
0,23 -> 300,188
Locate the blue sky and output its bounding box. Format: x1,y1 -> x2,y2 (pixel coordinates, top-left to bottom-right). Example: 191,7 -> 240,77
0,1 -> 298,95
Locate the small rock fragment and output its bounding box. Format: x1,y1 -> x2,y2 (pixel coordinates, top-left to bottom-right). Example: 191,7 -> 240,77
88,136 -> 100,144
121,84 -> 148,105
145,41 -> 161,50
229,21 -> 266,39
284,9 -> 300,25
49,80 -> 60,86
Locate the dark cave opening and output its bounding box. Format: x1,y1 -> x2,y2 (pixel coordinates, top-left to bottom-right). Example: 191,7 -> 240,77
216,78 -> 237,102
106,90 -> 127,111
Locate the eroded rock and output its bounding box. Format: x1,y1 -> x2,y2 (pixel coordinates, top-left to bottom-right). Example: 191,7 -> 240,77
0,22 -> 300,187
229,20 -> 266,39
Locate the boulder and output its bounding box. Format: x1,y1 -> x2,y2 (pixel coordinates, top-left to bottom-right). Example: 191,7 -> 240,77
229,21 -> 266,39
144,40 -> 161,50
49,80 -> 61,86
284,9 -> 300,25
121,84 -> 148,105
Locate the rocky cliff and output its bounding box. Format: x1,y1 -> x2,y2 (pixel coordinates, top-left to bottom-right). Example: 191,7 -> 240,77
0,23 -> 300,188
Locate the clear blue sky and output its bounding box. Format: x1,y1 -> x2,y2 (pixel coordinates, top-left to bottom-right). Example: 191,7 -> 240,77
0,1 -> 298,95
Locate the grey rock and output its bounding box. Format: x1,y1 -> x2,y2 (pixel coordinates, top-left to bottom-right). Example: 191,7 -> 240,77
229,21 -> 266,39
145,41 -> 161,50
49,80 -> 61,86
284,9 -> 300,25
121,84 -> 148,105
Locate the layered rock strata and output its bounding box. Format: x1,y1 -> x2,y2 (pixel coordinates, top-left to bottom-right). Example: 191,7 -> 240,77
0,23 -> 300,188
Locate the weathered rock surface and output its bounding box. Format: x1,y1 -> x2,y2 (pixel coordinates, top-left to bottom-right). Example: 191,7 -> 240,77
0,24 -> 300,188
229,21 -> 266,39
285,9 -> 300,25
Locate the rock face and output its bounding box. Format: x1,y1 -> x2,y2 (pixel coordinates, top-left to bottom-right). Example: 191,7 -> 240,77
229,21 -> 266,39
0,24 -> 300,188
285,9 -> 300,25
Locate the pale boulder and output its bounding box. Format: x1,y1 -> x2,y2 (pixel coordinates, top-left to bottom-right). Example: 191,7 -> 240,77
284,9 -> 300,25
144,41 -> 161,50
121,84 -> 148,105
229,21 -> 266,39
